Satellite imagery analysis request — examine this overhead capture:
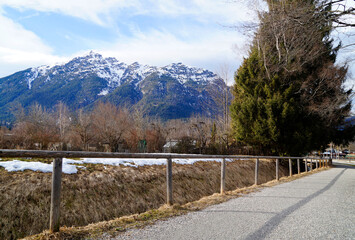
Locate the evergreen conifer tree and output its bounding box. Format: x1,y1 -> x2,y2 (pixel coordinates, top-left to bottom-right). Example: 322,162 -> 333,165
231,0 -> 354,156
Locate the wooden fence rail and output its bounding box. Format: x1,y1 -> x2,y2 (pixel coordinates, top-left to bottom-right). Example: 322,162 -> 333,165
0,149 -> 330,233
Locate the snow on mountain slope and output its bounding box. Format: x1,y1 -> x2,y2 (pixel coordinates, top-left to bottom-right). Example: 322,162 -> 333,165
24,51 -> 221,93
0,51 -> 230,121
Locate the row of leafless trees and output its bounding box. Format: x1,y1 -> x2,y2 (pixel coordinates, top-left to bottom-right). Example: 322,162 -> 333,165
0,102 -> 241,154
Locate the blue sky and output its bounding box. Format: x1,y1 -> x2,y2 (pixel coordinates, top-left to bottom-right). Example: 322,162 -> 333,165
0,0 -> 354,86
0,0 -> 261,84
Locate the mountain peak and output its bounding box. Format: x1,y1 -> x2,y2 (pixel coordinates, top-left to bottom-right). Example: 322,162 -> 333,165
83,50 -> 103,59
73,51 -> 105,64
13,51 -> 220,90
0,52 -> 229,121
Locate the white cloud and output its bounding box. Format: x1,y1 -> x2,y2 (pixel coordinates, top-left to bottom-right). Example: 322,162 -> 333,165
0,0 -> 138,26
0,0 -> 257,27
0,0 -> 256,78
0,13 -> 66,76
127,0 -> 258,27
0,14 -> 50,52
0,48 -> 67,77
0,47 -> 65,65
189,0 -> 257,24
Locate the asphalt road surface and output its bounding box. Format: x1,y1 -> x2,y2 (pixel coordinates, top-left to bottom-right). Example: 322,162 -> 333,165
115,163 -> 355,240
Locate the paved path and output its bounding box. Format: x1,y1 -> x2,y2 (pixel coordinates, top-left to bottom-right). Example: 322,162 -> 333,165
116,164 -> 355,240
333,159 -> 355,166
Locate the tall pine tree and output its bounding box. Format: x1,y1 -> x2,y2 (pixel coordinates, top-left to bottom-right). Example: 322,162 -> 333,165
231,0 -> 353,156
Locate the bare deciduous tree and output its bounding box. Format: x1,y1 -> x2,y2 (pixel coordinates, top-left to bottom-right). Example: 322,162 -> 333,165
91,102 -> 130,152
0,126 -> 9,148
12,103 -> 58,149
189,117 -> 212,154
70,109 -> 94,151
145,122 -> 165,152
54,101 -> 71,149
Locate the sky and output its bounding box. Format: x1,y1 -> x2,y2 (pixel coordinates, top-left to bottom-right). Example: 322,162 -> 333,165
0,0 -> 263,84
0,0 -> 354,86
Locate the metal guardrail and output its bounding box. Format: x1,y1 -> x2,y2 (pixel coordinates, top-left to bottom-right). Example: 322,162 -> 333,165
0,149 -> 331,233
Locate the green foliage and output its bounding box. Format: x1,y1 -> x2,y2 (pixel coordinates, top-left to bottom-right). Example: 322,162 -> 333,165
103,82 -> 142,107
231,48 -> 303,155
230,1 -> 353,156
137,74 -> 199,119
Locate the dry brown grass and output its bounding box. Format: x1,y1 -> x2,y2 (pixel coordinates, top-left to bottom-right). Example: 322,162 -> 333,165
0,159 -> 289,239
23,166 -> 330,240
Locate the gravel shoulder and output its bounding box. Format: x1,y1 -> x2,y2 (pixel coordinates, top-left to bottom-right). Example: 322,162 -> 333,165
114,163 -> 355,240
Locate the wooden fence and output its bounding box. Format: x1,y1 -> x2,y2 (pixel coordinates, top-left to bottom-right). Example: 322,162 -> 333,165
0,149 -> 331,233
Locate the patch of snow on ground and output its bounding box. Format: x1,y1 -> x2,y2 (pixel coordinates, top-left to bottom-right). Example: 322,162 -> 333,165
0,160 -> 78,174
67,158 -> 233,167
0,158 -> 234,174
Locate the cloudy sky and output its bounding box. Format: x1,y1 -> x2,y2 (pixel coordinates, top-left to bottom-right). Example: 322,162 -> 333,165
0,0 -> 263,83
0,0 -> 354,86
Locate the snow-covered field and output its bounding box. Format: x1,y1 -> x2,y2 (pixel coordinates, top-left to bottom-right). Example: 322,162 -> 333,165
0,158 -> 233,174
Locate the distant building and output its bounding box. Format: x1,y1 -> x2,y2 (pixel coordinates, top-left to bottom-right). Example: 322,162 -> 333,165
163,140 -> 179,153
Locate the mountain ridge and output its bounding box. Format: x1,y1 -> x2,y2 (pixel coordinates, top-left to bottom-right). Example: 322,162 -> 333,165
0,51 -> 230,123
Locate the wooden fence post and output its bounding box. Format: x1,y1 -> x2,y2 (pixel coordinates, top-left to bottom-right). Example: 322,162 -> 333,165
220,158 -> 226,194
316,159 -> 318,169
255,158 -> 259,185
50,158 -> 63,232
166,158 -> 173,205
276,159 -> 279,181
297,159 -> 300,174
305,159 -> 308,173
289,159 -> 292,177
310,159 -> 313,171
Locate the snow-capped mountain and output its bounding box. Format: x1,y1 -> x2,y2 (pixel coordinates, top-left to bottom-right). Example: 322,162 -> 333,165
0,51 -> 230,122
